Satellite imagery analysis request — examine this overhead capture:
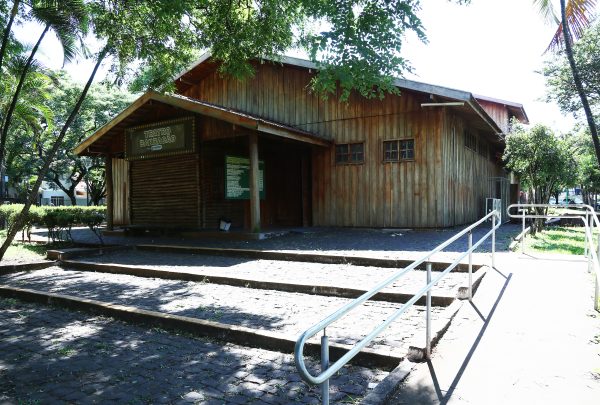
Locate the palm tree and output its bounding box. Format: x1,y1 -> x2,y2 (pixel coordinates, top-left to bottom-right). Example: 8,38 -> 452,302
0,0 -> 88,198
535,0 -> 600,167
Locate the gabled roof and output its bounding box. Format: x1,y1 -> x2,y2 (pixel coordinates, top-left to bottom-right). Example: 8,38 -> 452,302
474,94 -> 529,124
175,52 -> 529,135
74,91 -> 330,155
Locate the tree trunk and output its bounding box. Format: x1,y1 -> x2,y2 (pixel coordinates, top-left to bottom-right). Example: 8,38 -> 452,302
0,0 -> 20,77
0,48 -> 107,260
560,0 -> 600,168
0,24 -> 50,199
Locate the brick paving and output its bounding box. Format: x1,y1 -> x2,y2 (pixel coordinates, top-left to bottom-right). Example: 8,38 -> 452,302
0,298 -> 388,404
0,267 -> 446,355
30,222 -> 521,258
77,250 -> 467,296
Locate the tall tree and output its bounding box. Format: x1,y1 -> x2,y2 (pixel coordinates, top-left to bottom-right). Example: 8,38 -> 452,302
535,0 -> 600,167
504,123 -> 576,234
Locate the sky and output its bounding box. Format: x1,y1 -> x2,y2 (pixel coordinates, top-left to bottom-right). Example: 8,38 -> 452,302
13,0 -> 579,132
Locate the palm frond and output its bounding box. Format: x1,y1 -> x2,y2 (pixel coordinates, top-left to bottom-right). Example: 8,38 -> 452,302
534,0 -> 560,25
546,0 -> 597,52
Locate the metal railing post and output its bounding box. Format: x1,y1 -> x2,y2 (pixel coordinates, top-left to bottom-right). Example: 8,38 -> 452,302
521,209 -> 525,253
468,231 -> 473,300
321,333 -> 329,405
492,211 -> 496,269
585,211 -> 589,257
425,262 -> 432,358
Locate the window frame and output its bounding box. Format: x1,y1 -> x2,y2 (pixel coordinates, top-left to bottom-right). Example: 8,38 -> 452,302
335,142 -> 365,165
464,129 -> 477,151
383,138 -> 415,163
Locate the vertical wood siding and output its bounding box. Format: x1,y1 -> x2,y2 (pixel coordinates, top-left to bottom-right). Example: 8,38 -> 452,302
111,158 -> 130,226
179,62 -> 506,228
442,111 -> 506,225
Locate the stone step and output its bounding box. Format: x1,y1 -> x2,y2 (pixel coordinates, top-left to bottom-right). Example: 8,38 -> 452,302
0,298 -> 388,404
134,244 -> 484,272
57,250 -> 486,305
0,267 -> 460,365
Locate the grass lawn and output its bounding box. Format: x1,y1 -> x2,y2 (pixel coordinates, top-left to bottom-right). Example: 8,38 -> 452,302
522,226 -> 598,255
0,230 -> 51,262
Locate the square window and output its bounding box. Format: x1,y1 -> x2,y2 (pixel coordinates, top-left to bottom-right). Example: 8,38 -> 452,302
335,143 -> 364,164
400,139 -> 414,160
384,141 -> 399,161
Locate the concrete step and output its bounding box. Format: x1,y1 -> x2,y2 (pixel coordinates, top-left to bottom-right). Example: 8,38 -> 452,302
134,244 -> 485,272
0,267 -> 461,368
56,250 -> 486,305
0,298 -> 388,404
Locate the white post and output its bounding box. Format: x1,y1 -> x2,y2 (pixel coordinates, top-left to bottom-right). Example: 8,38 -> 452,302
492,212 -> 496,269
321,333 -> 329,405
468,231 -> 473,300
521,209 -> 525,253
426,262 -> 432,358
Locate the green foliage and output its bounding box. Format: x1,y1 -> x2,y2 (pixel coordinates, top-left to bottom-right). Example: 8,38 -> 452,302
504,123 -> 576,233
101,0 -> 472,101
0,204 -> 106,244
543,21 -> 600,117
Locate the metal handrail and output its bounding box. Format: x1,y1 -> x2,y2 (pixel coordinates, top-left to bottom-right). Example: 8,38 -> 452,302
294,210 -> 501,404
506,203 -> 600,312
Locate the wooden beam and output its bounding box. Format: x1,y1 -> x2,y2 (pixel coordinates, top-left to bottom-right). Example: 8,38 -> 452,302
105,154 -> 114,231
248,133 -> 261,233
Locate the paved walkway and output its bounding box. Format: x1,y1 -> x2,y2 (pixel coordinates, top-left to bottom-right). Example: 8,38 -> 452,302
30,222 -> 521,259
0,266 -> 445,356
388,252 -> 600,404
0,299 -> 388,404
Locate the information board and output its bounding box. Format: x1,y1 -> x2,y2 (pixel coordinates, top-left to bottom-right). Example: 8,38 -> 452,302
225,155 -> 265,200
125,117 -> 195,160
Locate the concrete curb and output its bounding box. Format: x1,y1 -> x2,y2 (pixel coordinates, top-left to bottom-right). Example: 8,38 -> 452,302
360,360 -> 417,405
47,245 -> 132,261
136,244 -> 484,272
406,298 -> 465,362
0,285 -> 401,370
60,260 -> 456,306
0,261 -> 56,275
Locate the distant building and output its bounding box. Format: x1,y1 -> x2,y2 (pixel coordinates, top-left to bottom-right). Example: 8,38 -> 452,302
39,180 -> 88,206
75,54 -> 528,231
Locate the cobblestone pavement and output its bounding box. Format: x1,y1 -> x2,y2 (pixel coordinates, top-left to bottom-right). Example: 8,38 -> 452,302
0,267 -> 445,354
0,298 -> 388,404
30,222 -> 521,258
78,250 -> 467,296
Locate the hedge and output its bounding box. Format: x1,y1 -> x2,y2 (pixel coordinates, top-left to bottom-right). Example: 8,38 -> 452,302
0,205 -> 107,244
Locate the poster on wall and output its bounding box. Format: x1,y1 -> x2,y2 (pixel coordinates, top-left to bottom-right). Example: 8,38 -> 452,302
225,155 -> 265,200
125,117 -> 195,160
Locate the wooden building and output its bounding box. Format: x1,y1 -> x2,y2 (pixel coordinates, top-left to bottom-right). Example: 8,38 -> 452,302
75,54 -> 528,232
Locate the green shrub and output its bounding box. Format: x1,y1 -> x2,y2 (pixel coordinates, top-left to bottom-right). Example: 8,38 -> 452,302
0,205 -> 107,244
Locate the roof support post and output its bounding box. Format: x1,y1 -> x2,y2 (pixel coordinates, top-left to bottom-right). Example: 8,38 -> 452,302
249,133 -> 261,233
105,154 -> 114,231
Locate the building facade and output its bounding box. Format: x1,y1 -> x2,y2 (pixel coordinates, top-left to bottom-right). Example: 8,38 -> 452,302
75,54 -> 528,231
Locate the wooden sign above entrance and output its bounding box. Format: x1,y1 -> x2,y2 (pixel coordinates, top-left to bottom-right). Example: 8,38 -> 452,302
125,117 -> 195,160
225,155 -> 265,200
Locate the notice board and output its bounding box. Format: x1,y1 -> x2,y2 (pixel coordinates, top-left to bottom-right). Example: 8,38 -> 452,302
225,155 -> 265,200
125,117 -> 195,160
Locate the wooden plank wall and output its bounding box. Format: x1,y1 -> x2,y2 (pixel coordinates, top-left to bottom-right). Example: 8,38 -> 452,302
129,155 -> 199,227
183,63 -> 448,228
442,111 -> 506,225
111,158 -> 130,226
477,100 -> 509,133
